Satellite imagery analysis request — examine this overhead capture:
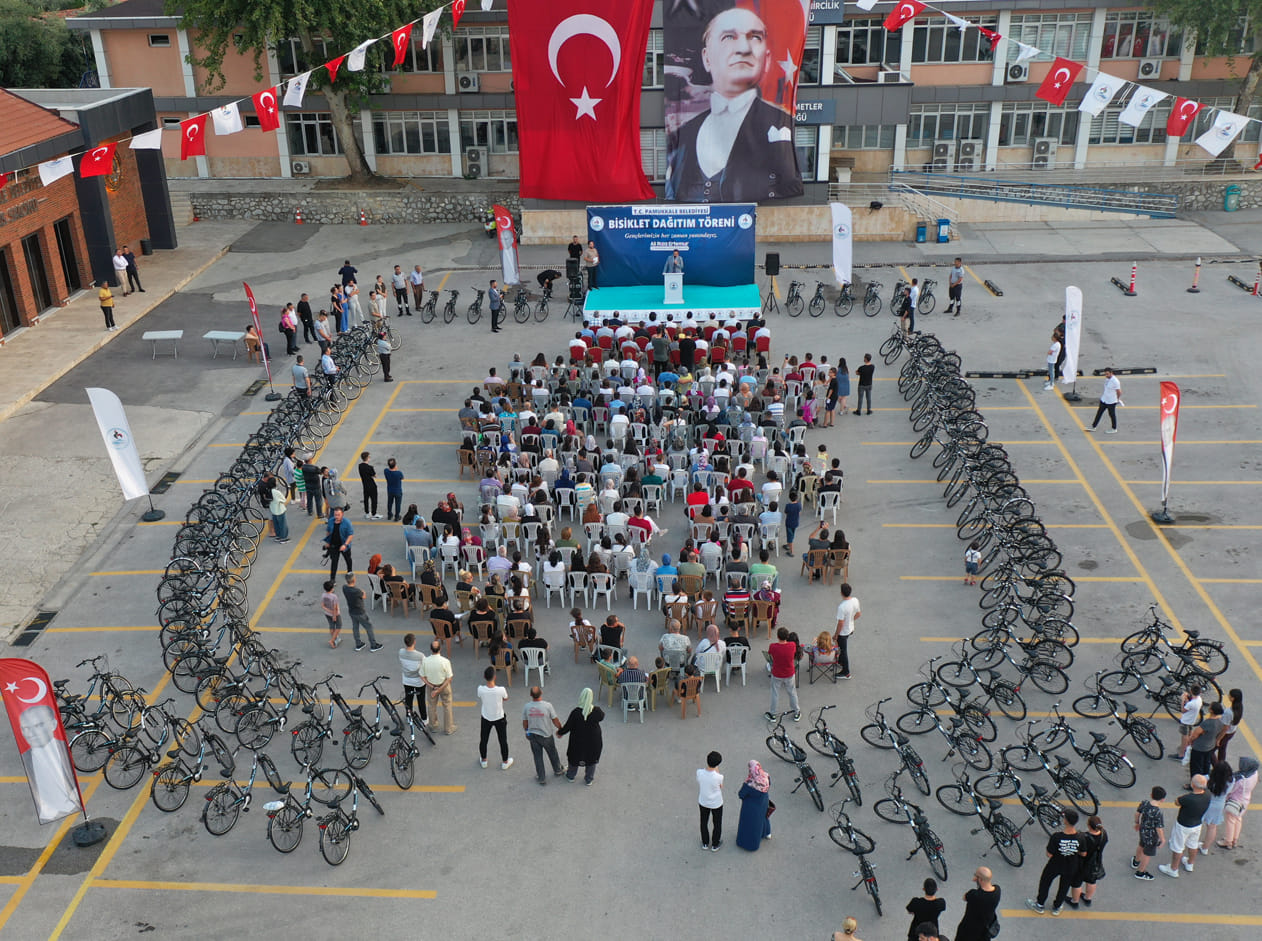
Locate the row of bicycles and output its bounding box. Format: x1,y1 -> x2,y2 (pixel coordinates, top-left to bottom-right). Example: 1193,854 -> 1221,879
411,283 -> 584,325
764,276 -> 938,320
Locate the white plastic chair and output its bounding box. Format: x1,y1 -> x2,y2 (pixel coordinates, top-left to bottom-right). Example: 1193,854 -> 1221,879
629,570 -> 655,609
438,544 -> 460,579
759,523 -> 781,556
567,571 -> 590,606
364,572 -> 386,612
725,645 -> 748,687
620,682 -> 648,723
461,544 -> 487,578
520,646 -> 549,687
541,569 -> 567,608
642,484 -> 664,513
406,545 -> 431,579
554,488 -> 577,519
698,648 -> 723,692
589,572 -> 616,610
818,490 -> 841,525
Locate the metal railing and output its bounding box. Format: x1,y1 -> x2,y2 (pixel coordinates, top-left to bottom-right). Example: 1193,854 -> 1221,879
889,171 -> 1179,218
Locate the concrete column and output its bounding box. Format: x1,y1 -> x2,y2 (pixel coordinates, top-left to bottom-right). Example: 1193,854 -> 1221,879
899,24 -> 913,80
266,44 -> 292,178
820,25 -> 837,86
360,108 -> 378,172
448,108 -> 462,176
985,101 -> 1002,170
991,11 -> 1011,86
176,29 -> 197,96
1178,34 -> 1195,82
816,125 -> 832,181
90,30 -> 111,89
1086,7 -> 1106,71
442,34 -> 457,95
893,123 -> 908,170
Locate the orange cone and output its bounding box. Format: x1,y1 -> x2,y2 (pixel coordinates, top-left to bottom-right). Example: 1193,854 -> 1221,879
359,209 -> 368,226
295,207 -> 304,224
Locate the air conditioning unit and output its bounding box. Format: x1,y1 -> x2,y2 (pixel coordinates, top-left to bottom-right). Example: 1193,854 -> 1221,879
1137,58 -> 1162,80
464,147 -> 484,178
877,70 -> 904,84
956,139 -> 983,172
1032,138 -> 1058,169
1006,62 -> 1030,83
291,160 -> 311,175
457,71 -> 480,93
931,140 -> 955,173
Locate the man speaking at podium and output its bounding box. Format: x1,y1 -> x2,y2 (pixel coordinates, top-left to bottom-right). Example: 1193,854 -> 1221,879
663,250 -> 685,274
666,5 -> 802,203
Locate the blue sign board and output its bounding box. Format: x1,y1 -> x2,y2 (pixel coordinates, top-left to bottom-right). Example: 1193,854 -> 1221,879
810,0 -> 846,25
587,203 -> 757,287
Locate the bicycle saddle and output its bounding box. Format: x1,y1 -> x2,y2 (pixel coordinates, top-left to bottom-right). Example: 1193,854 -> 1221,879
987,798 -> 1004,812
212,656 -> 230,665
1184,629 -> 1200,639
327,798 -> 342,810
984,670 -> 1001,683
894,733 -> 911,746
166,748 -> 182,758
349,706 -> 364,717
54,678 -> 70,688
1090,731 -> 1107,743
1123,702 -> 1138,715
1054,755 -> 1071,768
301,704 -> 315,715
1031,783 -> 1048,797
61,693 -> 84,704
218,766 -> 234,778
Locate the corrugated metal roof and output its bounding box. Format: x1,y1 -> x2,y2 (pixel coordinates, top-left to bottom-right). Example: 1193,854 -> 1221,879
0,89 -> 81,157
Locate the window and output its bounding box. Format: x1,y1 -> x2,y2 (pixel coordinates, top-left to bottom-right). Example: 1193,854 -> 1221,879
53,218 -> 81,293
1243,102 -> 1262,143
0,252 -> 18,334
244,114 -> 261,129
148,34 -> 171,48
643,30 -> 664,88
459,109 -> 518,153
831,124 -> 897,149
1226,16 -> 1258,55
22,234 -> 52,314
795,127 -> 818,180
373,111 -> 452,154
641,128 -> 667,181
277,37 -> 333,78
397,37 -> 443,73
800,26 -> 822,85
161,117 -> 182,129
1008,13 -> 1093,62
454,27 -> 511,72
997,102 -> 1079,146
1088,99 -> 1172,144
907,105 -> 990,146
287,112 -> 342,155
835,18 -> 901,66
1102,12 -> 1182,59
911,16 -> 997,64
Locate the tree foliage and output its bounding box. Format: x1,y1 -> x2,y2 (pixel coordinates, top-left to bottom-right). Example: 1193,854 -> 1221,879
0,0 -> 90,89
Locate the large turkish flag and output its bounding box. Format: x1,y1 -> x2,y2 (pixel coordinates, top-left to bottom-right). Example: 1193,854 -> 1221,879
507,0 -> 655,201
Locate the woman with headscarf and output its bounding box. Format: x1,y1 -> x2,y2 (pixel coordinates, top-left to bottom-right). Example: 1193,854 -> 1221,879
1219,755 -> 1259,849
736,759 -> 772,850
418,558 -> 447,605
557,688 -> 605,785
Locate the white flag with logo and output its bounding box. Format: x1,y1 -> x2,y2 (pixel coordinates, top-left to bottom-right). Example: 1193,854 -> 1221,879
348,39 -> 375,72
86,388 -> 149,501
422,9 -> 443,47
38,157 -> 74,186
1061,286 -> 1082,388
129,128 -> 163,150
855,0 -> 878,10
829,202 -> 853,287
1195,110 -> 1249,157
1119,86 -> 1168,128
283,72 -> 311,108
1015,42 -> 1040,63
211,101 -> 244,136
1078,72 -> 1127,117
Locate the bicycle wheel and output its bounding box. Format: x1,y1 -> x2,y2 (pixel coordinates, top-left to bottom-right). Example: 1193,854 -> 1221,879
1073,694 -> 1115,720
214,691 -> 254,735
202,783 -> 240,836
1093,749 -> 1136,789
989,681 -> 1027,721
909,433 -> 935,460
317,813 -> 352,865
1035,725 -> 1071,752
70,729 -> 112,772
104,744 -> 150,790
804,768 -> 825,812
806,729 -> 841,758
864,865 -> 883,916
151,764 -> 191,812
1099,671 -> 1140,696
421,303 -> 436,324
1186,642 -> 1229,677
1120,628 -> 1158,655
234,705 -> 276,748
906,681 -> 948,709
1026,662 -> 1069,695
786,294 -> 803,317
1058,773 -> 1099,815
864,294 -> 882,317
310,768 -> 353,806
936,783 -> 979,817
841,760 -> 863,807
766,733 -> 799,763
442,303 -> 456,325
513,302 -> 529,324
808,295 -> 825,317
919,292 -> 936,315
974,770 -> 1020,800
874,798 -> 912,824
829,821 -> 875,854
937,659 -> 977,688
1121,650 -> 1164,676
170,653 -> 213,694
990,817 -> 1024,867
467,303 -> 482,324
895,709 -> 938,736
1033,798 -> 1067,835
905,754 -> 931,796
389,737 -> 415,789
969,646 -> 1008,674
110,689 -> 146,729
290,721 -> 325,768
1001,744 -> 1045,774
267,804 -> 304,853
835,293 -> 852,317
342,724 -> 375,770
961,705 -> 998,743
860,723 -> 895,750
955,735 -> 993,772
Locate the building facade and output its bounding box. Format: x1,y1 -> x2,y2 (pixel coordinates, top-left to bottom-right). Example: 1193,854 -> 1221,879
70,0 -> 1255,207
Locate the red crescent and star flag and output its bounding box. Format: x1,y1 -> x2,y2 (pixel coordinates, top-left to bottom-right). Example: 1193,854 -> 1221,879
0,658 -> 85,825
391,24 -> 414,67
79,142 -> 117,177
1159,381 -> 1181,506
493,203 -> 521,286
1167,98 -> 1203,137
1036,57 -> 1084,107
507,0 -> 655,201
180,114 -> 208,160
252,87 -> 281,132
884,1 -> 926,32
243,282 -> 272,382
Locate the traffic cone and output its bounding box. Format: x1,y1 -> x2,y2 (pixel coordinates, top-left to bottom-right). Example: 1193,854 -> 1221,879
359,209 -> 368,226
294,207 -> 304,224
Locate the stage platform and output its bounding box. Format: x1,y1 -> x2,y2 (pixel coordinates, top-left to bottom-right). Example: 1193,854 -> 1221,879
582,283 -> 760,326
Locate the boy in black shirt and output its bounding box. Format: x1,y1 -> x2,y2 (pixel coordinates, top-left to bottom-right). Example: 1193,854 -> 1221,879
1027,809 -> 1086,916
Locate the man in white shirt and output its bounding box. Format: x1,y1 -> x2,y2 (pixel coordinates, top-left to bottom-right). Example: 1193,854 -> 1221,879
901,278 -> 920,334
112,249 -> 131,295
390,265 -> 409,315
1086,367 -> 1123,434
947,257 -> 965,316
569,333 -> 588,362
476,665 -> 512,770
538,450 -> 560,478
834,582 -> 861,680
1045,333 -> 1062,391
408,265 -> 424,311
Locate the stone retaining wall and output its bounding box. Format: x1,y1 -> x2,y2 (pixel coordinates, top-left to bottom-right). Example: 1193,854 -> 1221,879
1132,178 -> 1259,212
188,190 -> 521,225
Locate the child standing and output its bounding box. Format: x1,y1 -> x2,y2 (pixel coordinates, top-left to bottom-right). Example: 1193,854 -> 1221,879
321,580 -> 342,648
1132,785 -> 1166,880
293,458 -> 308,511
697,750 -> 724,851
964,540 -> 982,585
783,490 -> 802,557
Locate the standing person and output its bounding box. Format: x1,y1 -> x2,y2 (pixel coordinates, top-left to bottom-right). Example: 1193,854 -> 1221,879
268,475 -> 289,544
836,358 -> 851,415
423,638 -> 457,735
408,264 -> 425,312
1086,366 -> 1123,434
390,265 -> 409,315
375,330 -> 392,382
946,257 -> 964,316
320,580 -> 342,648
582,240 -> 600,290
854,354 -> 875,416
663,250 -> 684,274
900,278 -> 919,334
964,539 -> 982,586
782,490 -> 802,557
301,455 -> 324,517
1200,760 -> 1232,853
696,750 -> 724,851
488,279 -> 503,334
96,281 -> 116,331
834,582 -> 861,681
764,627 -> 800,722
398,633 -> 428,725
1219,756 -> 1258,849
121,244 -> 144,293
1068,815 -> 1108,908
1187,702 -> 1226,779
280,304 -> 299,354
1132,784 -> 1166,880
383,458 -> 404,521
567,235 -> 583,265
1044,331 -> 1062,391
338,258 -> 358,287
736,759 -> 771,850
346,281 -> 363,324
112,248 -> 130,295
342,573 -> 382,651
323,507 -> 354,579
955,867 -> 1001,941
476,665 -> 512,770
905,878 -> 945,941
522,686 -> 566,785
297,292 -> 316,343
1217,688 -> 1243,764
557,687 -> 605,784
834,917 -> 863,941
314,310 -> 332,352
1159,774 -> 1210,877
1026,809 -> 1087,915
358,452 -> 380,520
1174,683 -> 1204,762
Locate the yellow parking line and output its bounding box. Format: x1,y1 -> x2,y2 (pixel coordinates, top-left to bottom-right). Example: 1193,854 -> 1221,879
436,270 -> 450,293
387,408 -> 457,413
863,441 -> 1055,446
90,879 -> 436,900
1000,910 -> 1262,926
46,626 -> 155,634
1200,577 -> 1262,583
919,636 -> 1128,645
963,265 -> 987,288
1103,440 -> 1262,445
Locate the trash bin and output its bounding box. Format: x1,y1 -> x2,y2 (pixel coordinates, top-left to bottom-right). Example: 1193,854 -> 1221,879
1225,185 -> 1241,212
936,218 -> 951,243
915,223 -> 927,243
140,238 -> 154,256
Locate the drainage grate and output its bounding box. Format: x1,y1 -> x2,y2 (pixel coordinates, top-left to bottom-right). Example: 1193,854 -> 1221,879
13,610 -> 57,647
243,380 -> 267,396
150,471 -> 182,494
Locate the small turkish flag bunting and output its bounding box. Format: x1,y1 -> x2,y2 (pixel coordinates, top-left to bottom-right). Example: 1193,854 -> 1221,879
391,24 -> 414,67
253,87 -> 280,132
452,0 -> 467,30
180,114 -> 208,160
883,1 -> 925,32
80,142 -> 116,177
1035,57 -> 1083,107
326,55 -> 346,84
1166,98 -> 1203,137
977,26 -> 1002,48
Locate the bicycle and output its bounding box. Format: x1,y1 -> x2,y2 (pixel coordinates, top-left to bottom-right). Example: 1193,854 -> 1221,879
1000,721 -> 1099,815
1072,675 -> 1164,760
317,769 -> 385,866
765,710 -> 824,811
927,644 -> 1026,722
851,853 -> 882,917
536,285 -> 552,322
903,656 -> 998,741
420,290 -> 439,324
151,723 -> 232,813
442,289 -> 459,324
828,798 -> 877,854
890,278 -> 908,315
1017,702 -> 1137,790
1121,603 -> 1228,676
896,706 -> 993,772
466,289 -> 485,325
862,280 -> 882,317
60,655 -> 144,730
783,280 -> 805,317
859,699 -> 930,796
289,674 -> 362,768
345,675 -> 433,771
918,278 -> 938,315
806,705 -> 862,806
808,281 -> 830,318
233,676 -> 316,749
388,703 -> 434,789
872,771 -> 948,881
264,764 -> 355,854
513,288 -> 530,323
834,282 -> 855,317
202,750 -> 285,837
937,763 -> 1025,867
103,702 -> 197,790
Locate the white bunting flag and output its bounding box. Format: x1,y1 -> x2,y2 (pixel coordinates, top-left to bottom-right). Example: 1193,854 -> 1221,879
481,0 -> 492,9
1078,72 -> 1127,117
129,128 -> 163,150
422,9 -> 443,47
211,101 -> 244,136
37,156 -> 74,186
347,39 -> 375,72
855,0 -> 879,10
1015,42 -> 1040,63
1195,110 -> 1250,157
943,13 -> 969,33
1118,86 -> 1169,128
283,71 -> 311,108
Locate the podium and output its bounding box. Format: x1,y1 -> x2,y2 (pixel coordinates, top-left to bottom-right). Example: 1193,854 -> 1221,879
664,273 -> 683,305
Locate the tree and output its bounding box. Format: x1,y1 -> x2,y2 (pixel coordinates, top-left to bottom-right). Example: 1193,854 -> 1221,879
1149,0 -> 1262,159
168,0 -> 442,181
0,0 -> 90,89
